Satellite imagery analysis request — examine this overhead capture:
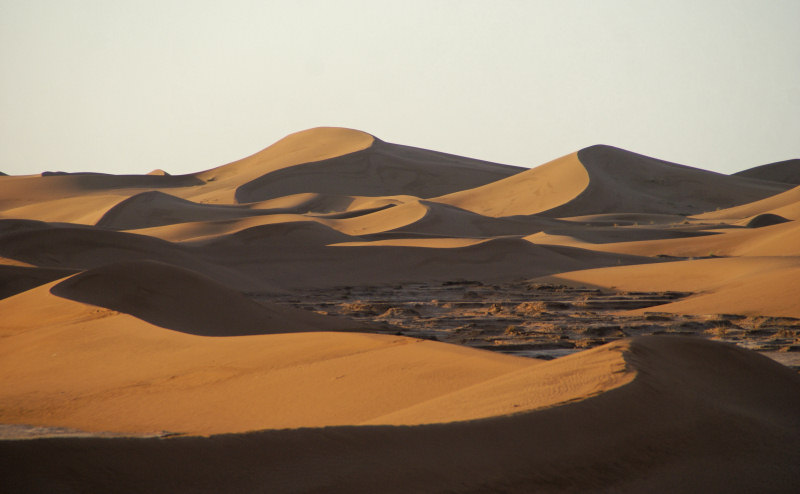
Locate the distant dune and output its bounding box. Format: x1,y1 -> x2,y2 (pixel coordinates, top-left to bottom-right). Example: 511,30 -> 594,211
733,158 -> 800,184
1,127 -> 798,492
435,145 -> 789,217
51,260 -> 365,335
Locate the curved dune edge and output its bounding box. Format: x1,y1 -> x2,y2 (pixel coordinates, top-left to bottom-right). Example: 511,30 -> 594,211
233,138 -> 523,204
433,152 -> 590,217
733,158 -> 800,184
2,337 -> 798,493
50,260 -> 364,335
0,286 -> 630,434
433,146 -> 788,219
696,184 -> 800,221
538,256 -> 800,318
526,216 -> 800,258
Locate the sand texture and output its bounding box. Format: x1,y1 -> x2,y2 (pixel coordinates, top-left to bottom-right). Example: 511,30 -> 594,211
1,127 -> 798,492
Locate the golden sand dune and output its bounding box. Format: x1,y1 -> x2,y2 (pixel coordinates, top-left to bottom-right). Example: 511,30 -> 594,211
234,137 -> 523,204
49,260 -> 362,335
542,256 -> 800,317
328,199 -> 563,237
1,127 -> 799,492
697,184 -> 800,221
200,232 -> 657,289
2,337 -> 798,492
96,191 -> 269,230
530,215 -> 800,259
435,145 -> 789,218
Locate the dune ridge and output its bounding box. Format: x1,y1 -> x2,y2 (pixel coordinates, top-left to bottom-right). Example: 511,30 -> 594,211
2,337 -> 798,493
733,158 -> 800,184
1,127 -> 799,492
434,145 -> 789,218
50,260 -> 363,335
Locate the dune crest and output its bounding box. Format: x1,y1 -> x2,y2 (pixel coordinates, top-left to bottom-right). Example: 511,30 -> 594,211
2,127 -> 799,492
2,336 -> 798,493
435,145 -> 789,218
50,260 -> 361,335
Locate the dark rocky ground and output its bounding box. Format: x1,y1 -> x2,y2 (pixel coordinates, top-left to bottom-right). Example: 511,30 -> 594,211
264,280 -> 800,371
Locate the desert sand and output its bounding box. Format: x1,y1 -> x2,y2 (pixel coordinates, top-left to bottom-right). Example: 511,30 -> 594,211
1,127 -> 799,492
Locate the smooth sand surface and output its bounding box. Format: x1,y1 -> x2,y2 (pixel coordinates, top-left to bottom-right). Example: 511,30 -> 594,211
733,158 -> 800,184
2,336 -> 798,493
1,128 -> 798,492
434,145 -> 788,218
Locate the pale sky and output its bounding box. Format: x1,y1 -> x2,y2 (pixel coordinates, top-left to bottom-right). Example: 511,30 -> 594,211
1,0 -> 798,176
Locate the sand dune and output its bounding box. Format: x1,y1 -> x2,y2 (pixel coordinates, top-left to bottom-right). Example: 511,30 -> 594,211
51,260 -> 362,335
2,127 -> 799,492
0,194 -> 133,225
733,158 -> 800,184
435,145 -> 789,218
697,184 -> 800,221
0,222 -> 267,291
96,191 -> 268,230
2,336 -> 798,493
200,232 -> 657,289
235,137 -> 523,203
540,256 -> 800,317
328,199 -> 562,237
530,216 -> 800,259
433,151 -> 590,217
192,127 -> 375,189
0,264 -> 77,299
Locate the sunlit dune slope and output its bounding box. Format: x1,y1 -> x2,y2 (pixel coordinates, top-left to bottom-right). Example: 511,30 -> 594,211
530,218 -> 800,258
539,256 -> 800,317
435,145 -> 789,218
50,260 -> 364,335
96,191 -> 268,230
696,184 -> 800,221
234,138 -> 523,203
2,336 -> 798,493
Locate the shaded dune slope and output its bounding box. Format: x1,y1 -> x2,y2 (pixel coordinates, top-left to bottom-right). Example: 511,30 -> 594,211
0,265 -> 78,299
50,261 -> 360,335
433,152 -> 590,217
2,337 -> 798,493
435,146 -> 789,218
733,158 -> 800,184
96,191 -> 268,230
193,127 -> 376,186
329,200 -> 564,238
541,256 -> 800,317
199,231 -> 659,289
234,138 -> 524,203
0,172 -> 200,208
531,218 -> 800,259
0,223 -> 266,291
697,184 -> 800,221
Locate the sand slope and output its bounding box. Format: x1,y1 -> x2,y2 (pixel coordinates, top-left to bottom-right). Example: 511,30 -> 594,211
696,184 -> 800,221
435,145 -> 789,218
540,256 -> 800,317
50,260 -> 363,335
96,191 -> 268,230
2,128 -> 799,492
235,138 -> 523,203
2,336 -> 798,493
733,158 -> 800,184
